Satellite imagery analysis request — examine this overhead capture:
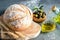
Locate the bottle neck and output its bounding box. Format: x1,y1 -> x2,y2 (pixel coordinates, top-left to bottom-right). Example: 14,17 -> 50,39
53,8 -> 59,14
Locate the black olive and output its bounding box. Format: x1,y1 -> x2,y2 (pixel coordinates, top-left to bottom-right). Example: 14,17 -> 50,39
33,12 -> 37,14
42,14 -> 44,18
41,12 -> 46,18
43,12 -> 46,15
37,14 -> 40,19
41,16 -> 44,18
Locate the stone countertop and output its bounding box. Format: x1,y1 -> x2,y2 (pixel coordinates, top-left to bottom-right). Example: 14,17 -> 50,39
0,0 -> 60,40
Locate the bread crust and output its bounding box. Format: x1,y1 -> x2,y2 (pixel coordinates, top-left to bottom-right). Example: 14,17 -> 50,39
2,4 -> 41,39
3,4 -> 33,31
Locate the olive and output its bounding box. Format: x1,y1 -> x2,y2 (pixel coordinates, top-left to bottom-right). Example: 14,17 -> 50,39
41,16 -> 44,18
33,11 -> 46,19
33,12 -> 37,14
43,12 -> 46,15
35,14 -> 40,19
35,14 -> 38,17
41,12 -> 46,18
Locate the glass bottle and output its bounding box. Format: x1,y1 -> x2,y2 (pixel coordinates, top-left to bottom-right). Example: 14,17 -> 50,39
52,5 -> 60,24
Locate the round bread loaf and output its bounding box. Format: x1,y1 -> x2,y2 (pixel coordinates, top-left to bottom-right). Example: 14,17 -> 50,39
3,4 -> 33,31
3,4 -> 41,39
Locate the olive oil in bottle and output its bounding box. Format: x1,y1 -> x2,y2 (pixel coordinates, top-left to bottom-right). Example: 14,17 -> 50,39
42,21 -> 56,32
51,5 -> 60,24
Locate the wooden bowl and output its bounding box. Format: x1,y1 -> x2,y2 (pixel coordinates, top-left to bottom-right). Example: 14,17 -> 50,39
33,11 -> 46,23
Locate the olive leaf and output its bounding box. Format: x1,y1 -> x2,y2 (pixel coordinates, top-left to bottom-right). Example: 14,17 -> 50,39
32,6 -> 38,11
39,5 -> 43,10
33,4 -> 44,12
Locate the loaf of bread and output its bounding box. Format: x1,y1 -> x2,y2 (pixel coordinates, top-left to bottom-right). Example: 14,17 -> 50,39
3,4 -> 41,40
3,4 -> 33,31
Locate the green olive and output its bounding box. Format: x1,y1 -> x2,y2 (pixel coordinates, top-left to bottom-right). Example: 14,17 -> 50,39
35,14 -> 38,17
